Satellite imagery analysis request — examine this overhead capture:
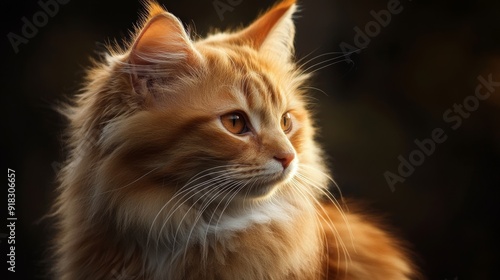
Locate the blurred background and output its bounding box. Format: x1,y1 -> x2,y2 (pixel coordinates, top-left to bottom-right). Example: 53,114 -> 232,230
2,0 -> 499,279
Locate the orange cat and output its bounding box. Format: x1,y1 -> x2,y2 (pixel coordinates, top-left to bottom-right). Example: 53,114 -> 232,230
52,1 -> 418,279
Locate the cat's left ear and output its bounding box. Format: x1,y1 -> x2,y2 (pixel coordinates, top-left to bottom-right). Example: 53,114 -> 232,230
127,2 -> 200,95
237,0 -> 297,62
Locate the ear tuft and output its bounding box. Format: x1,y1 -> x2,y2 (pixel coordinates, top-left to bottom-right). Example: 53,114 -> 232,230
144,0 -> 166,18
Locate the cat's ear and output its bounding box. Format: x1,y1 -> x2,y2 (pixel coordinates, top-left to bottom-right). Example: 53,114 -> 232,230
238,0 -> 297,62
128,2 -> 200,93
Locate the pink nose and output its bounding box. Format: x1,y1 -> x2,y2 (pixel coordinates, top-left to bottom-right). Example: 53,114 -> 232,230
274,152 -> 295,169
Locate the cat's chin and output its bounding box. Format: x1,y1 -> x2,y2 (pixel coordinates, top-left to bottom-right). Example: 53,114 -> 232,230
241,184 -> 281,200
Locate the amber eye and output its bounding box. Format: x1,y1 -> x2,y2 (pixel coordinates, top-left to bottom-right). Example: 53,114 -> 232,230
281,112 -> 293,133
221,112 -> 249,134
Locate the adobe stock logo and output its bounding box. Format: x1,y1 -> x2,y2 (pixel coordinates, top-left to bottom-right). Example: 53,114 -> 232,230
6,0 -> 70,54
385,74 -> 500,192
339,0 -> 413,62
213,0 -> 243,21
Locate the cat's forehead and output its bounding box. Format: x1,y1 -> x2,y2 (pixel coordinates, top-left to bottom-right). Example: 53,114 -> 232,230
198,44 -> 291,117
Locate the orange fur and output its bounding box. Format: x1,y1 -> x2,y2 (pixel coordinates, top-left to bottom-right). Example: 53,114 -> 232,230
52,1 -> 418,279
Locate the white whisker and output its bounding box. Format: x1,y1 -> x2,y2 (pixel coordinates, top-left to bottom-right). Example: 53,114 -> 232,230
146,167 -> 238,247
294,169 -> 356,252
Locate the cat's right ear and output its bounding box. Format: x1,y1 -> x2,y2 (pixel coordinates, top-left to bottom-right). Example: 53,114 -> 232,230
128,2 -> 200,96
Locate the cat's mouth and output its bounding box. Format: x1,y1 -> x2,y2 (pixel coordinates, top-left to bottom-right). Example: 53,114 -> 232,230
232,162 -> 298,199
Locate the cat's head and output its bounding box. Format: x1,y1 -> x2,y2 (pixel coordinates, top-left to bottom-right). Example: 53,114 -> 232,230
69,0 -> 327,228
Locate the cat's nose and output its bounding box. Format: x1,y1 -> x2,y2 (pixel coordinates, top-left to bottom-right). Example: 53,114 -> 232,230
274,152 -> 295,169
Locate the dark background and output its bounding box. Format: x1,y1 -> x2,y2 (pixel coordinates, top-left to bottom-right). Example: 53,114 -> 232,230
2,0 -> 499,279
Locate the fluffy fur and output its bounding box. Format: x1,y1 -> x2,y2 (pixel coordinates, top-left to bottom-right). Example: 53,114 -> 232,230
52,1 -> 418,279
